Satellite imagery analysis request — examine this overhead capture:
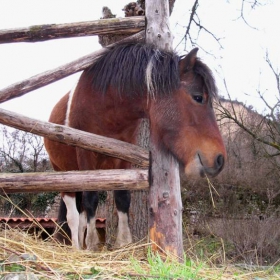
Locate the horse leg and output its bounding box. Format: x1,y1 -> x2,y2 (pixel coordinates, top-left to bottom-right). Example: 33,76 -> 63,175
78,211 -> 87,249
83,191 -> 100,250
62,193 -> 80,249
114,190 -> 133,248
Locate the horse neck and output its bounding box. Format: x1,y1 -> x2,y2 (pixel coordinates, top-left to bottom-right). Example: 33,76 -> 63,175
90,89 -> 148,143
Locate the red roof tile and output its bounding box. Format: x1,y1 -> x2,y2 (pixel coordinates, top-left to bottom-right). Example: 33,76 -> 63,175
0,217 -> 106,229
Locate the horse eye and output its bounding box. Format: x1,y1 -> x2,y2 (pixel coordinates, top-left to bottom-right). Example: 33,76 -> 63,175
193,95 -> 203,103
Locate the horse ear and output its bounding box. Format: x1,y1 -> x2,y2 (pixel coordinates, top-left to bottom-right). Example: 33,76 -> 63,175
179,48 -> 199,75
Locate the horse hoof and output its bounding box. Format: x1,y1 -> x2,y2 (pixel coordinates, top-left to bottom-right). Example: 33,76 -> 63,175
114,240 -> 132,249
86,243 -> 101,251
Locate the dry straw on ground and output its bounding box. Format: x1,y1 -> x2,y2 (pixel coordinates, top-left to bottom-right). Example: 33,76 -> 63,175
0,223 -> 279,279
0,195 -> 279,279
0,224 -> 149,279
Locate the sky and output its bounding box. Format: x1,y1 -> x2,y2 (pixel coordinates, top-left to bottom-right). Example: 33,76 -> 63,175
0,0 -> 279,122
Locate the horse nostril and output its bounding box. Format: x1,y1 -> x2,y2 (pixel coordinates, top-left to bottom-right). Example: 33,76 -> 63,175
216,154 -> 224,170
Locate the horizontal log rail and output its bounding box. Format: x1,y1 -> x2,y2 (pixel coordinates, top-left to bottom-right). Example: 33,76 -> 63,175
0,169 -> 148,194
0,108 -> 149,167
0,30 -> 145,104
0,17 -> 145,44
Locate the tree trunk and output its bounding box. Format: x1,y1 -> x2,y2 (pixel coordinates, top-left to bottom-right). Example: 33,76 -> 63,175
148,143 -> 183,259
130,119 -> 150,242
103,121 -> 150,247
102,123 -> 150,247
96,3 -> 149,247
145,0 -> 183,260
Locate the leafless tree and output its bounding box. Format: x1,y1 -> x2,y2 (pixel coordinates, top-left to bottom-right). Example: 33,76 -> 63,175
0,124 -> 55,216
0,124 -> 51,173
216,54 -> 280,158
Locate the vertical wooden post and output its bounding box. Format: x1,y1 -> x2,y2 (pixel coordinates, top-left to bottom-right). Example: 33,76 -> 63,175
149,145 -> 183,260
145,0 -> 173,51
146,0 -> 184,260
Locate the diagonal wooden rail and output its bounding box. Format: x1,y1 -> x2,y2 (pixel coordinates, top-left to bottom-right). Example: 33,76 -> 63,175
0,108 -> 149,168
0,30 -> 144,104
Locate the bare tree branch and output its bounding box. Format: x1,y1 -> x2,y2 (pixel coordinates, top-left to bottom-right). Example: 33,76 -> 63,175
192,18 -> 224,49
175,0 -> 198,49
236,0 -> 265,29
266,51 -> 280,97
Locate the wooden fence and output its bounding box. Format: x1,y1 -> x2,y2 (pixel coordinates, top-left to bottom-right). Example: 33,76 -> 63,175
0,0 -> 183,260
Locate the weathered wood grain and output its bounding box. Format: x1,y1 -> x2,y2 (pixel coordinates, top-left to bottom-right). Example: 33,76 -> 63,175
145,0 -> 173,51
0,108 -> 149,167
0,169 -> 148,194
146,0 -> 183,261
0,17 -> 145,44
148,143 -> 183,260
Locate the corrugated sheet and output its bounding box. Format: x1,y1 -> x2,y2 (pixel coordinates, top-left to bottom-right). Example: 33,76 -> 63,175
0,217 -> 106,229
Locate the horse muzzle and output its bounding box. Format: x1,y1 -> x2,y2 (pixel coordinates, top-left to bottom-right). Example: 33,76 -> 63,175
198,153 -> 225,177
185,153 -> 225,178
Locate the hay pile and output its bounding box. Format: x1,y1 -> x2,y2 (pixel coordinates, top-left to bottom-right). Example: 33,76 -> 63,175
0,225 -> 279,279
0,225 -> 149,279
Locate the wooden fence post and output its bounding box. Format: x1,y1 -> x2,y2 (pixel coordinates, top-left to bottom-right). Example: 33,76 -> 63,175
146,0 -> 184,261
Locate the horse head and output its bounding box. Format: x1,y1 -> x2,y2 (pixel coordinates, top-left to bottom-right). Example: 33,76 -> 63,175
148,48 -> 226,178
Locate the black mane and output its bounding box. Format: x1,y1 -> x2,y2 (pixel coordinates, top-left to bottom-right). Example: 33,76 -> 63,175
88,42 -> 217,100
88,42 -> 180,97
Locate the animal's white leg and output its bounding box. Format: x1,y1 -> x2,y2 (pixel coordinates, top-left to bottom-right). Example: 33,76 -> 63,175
62,195 -> 80,249
85,216 -> 99,251
78,211 -> 87,249
115,211 -> 132,248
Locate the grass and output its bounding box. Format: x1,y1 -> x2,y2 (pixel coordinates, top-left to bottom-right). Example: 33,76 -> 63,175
129,250 -> 204,279
0,226 -> 280,279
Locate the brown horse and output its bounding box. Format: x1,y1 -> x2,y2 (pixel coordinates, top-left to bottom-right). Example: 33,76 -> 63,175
44,42 -> 226,250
